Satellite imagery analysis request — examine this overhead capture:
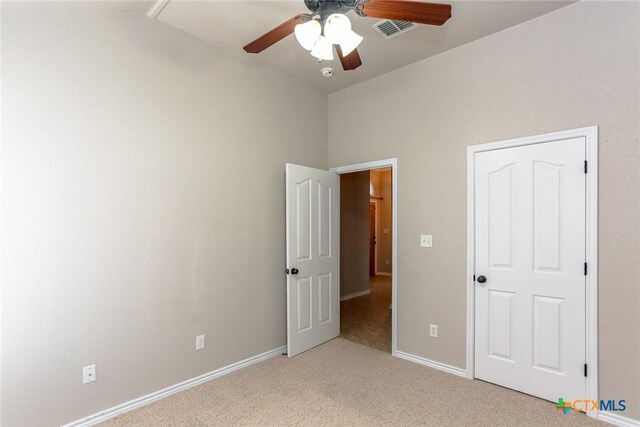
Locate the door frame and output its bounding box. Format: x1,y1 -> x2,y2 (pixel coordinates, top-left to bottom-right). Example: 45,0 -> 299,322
465,126 -> 598,417
331,158 -> 398,356
369,200 -> 379,275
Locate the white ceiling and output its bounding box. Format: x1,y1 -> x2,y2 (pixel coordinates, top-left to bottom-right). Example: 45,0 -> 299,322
155,0 -> 574,93
6,1 -> 573,93
3,1 -> 155,14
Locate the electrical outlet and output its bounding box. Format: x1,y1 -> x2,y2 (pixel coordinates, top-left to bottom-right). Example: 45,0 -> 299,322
83,364 -> 96,384
196,335 -> 205,350
430,324 -> 438,338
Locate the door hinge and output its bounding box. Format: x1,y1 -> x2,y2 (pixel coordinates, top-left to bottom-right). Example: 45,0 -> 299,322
285,268 -> 290,275
584,263 -> 588,276
473,274 -> 476,282
584,160 -> 588,174
584,363 -> 588,377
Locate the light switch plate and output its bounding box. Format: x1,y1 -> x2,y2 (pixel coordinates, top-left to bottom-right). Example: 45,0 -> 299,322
420,234 -> 433,247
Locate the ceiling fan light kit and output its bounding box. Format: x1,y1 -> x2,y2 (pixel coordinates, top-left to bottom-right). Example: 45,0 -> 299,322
243,0 -> 452,72
294,13 -> 363,60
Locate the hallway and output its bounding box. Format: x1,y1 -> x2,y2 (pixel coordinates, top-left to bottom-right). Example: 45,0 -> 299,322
340,275 -> 391,352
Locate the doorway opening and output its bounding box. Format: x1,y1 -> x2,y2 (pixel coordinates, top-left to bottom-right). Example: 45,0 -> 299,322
284,160 -> 396,358
332,161 -> 396,354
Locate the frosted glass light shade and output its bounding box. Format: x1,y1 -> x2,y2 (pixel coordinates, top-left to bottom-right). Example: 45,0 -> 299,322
310,36 -> 334,61
294,20 -> 321,51
323,14 -> 351,45
339,30 -> 363,56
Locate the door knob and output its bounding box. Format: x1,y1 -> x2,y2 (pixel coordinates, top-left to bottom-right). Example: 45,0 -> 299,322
477,275 -> 487,284
290,268 -> 299,275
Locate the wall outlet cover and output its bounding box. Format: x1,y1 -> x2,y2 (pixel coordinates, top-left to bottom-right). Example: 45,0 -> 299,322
83,364 -> 96,384
429,324 -> 438,338
196,334 -> 205,350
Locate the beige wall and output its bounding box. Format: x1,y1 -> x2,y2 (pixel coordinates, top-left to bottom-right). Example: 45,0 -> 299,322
1,10 -> 327,426
329,1 -> 640,419
371,169 -> 392,275
340,171 -> 371,297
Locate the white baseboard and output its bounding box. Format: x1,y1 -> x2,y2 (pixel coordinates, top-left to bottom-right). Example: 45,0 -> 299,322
146,0 -> 170,18
340,289 -> 370,301
396,351 -> 467,378
63,345 -> 287,427
598,411 -> 640,427
375,272 -> 392,277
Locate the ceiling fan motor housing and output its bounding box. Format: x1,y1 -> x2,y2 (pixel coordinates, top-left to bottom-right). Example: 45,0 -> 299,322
304,0 -> 363,20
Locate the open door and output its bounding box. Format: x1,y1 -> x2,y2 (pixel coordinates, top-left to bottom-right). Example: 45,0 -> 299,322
286,163 -> 339,357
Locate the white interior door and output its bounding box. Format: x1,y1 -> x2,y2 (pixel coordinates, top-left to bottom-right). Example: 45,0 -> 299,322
286,163 -> 339,357
474,138 -> 586,402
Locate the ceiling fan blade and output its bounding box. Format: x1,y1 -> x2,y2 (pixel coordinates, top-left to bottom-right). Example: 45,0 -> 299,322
335,46 -> 362,71
243,15 -> 308,54
361,0 -> 451,26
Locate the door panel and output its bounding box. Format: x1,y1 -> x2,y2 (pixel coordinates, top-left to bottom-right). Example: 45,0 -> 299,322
533,295 -> 563,372
488,164 -> 515,269
297,277 -> 312,332
318,183 -> 332,258
488,290 -> 514,361
474,138 -> 586,402
296,179 -> 312,261
533,161 -> 563,272
286,164 -> 339,357
318,273 -> 332,324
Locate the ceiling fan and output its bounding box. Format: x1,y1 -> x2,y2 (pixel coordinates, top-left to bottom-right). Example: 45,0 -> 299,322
243,0 -> 451,72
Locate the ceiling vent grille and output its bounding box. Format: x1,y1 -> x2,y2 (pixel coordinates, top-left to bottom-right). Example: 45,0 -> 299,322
372,19 -> 417,39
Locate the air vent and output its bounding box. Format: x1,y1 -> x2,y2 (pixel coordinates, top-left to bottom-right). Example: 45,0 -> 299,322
372,19 -> 417,39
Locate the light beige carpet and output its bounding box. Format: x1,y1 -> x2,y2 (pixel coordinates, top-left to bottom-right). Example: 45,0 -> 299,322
103,338 -> 603,426
340,275 -> 391,353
